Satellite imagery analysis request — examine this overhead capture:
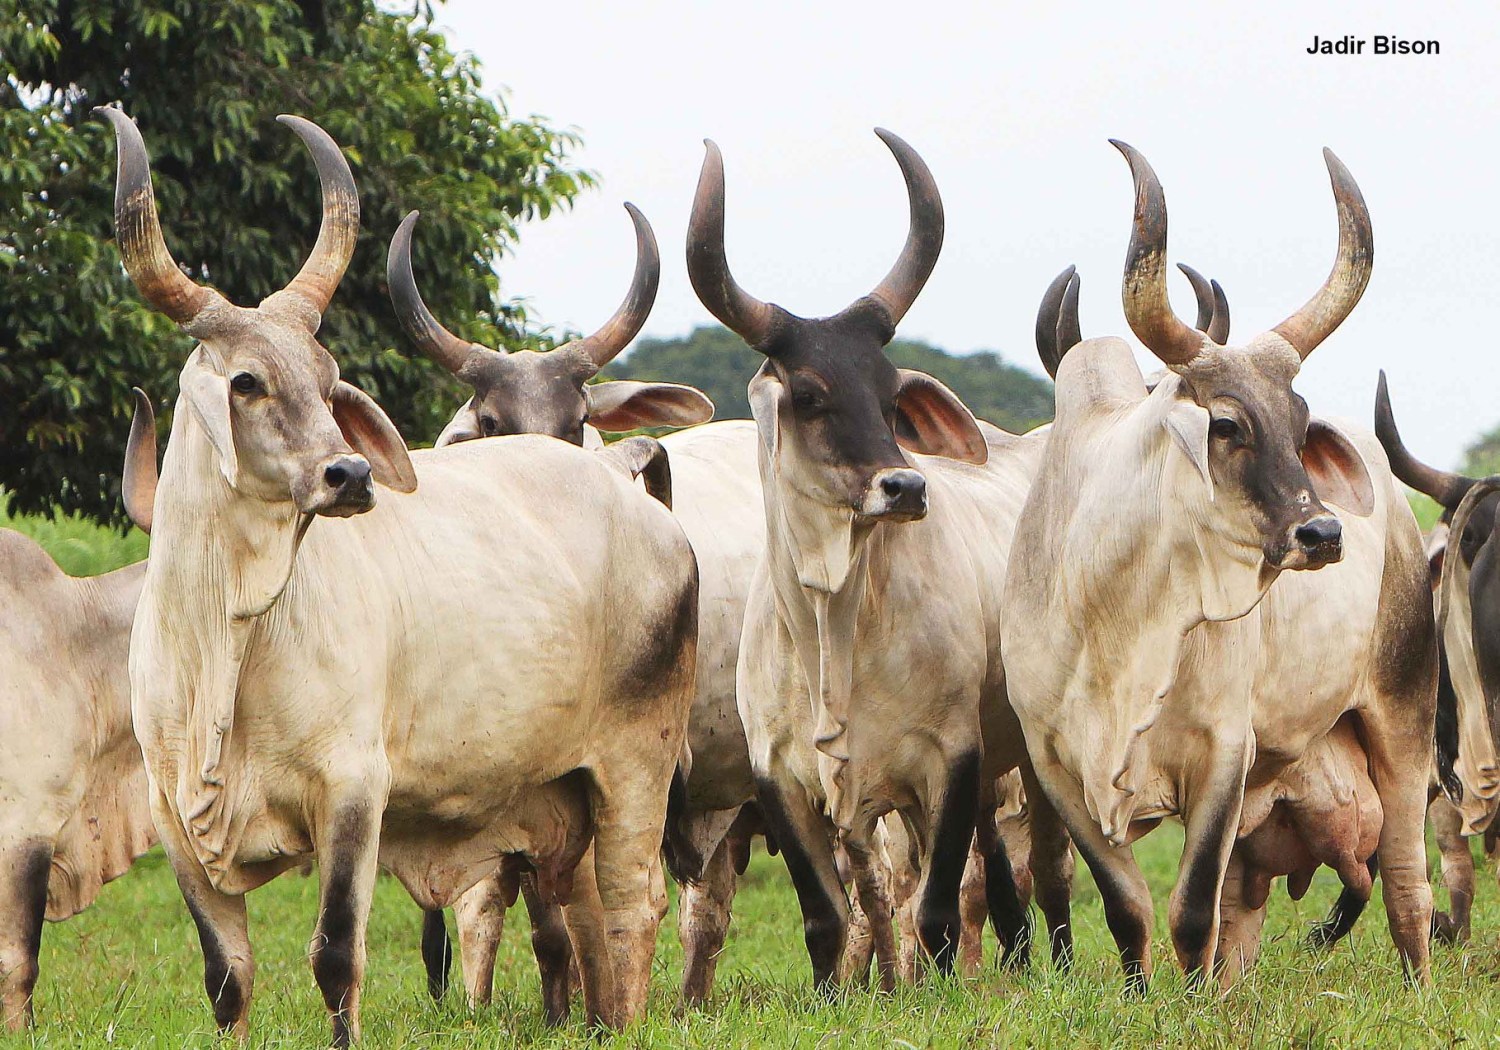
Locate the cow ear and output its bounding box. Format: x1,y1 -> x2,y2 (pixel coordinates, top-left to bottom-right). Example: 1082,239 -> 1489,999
586,381 -> 715,432
331,381 -> 418,493
435,398 -> 481,448
181,349 -> 238,487
1303,418 -> 1375,517
893,369 -> 988,464
748,368 -> 782,460
1163,398 -> 1213,501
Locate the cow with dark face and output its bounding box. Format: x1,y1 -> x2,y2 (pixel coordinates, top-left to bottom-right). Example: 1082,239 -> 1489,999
1003,141 -> 1436,991
688,129 -> 1073,989
389,205 -> 712,448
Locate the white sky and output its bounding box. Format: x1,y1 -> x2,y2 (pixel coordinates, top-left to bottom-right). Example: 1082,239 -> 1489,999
432,0 -> 1497,467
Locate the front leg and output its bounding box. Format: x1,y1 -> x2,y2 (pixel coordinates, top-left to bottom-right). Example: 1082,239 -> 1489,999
1167,741 -> 1249,984
1430,798 -> 1474,944
755,776 -> 849,990
0,840 -> 52,1031
520,875 -> 576,1024
310,794 -> 383,1046
913,752 -> 982,974
451,870 -> 510,1008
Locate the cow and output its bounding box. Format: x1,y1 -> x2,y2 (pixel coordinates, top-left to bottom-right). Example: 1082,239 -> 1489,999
1001,140 -> 1436,993
1306,377 -> 1497,945
98,106 -> 699,1043
686,128 -> 1074,991
0,513 -> 153,1029
387,202 -> 773,1012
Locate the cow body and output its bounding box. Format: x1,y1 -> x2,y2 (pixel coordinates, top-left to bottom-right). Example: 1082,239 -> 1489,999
0,535 -> 154,1029
1003,339 -> 1434,986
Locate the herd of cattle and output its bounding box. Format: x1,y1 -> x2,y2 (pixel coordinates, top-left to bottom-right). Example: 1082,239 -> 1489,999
3,105 -> 1497,1043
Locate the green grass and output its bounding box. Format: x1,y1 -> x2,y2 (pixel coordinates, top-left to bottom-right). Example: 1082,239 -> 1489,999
0,499 -> 147,576
9,828 -> 1500,1049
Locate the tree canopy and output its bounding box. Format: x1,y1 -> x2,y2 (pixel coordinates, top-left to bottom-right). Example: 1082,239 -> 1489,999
606,326 -> 1055,434
2,0 -> 591,524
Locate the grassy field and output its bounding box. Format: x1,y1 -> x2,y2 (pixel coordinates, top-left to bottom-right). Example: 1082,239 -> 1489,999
6,502 -> 1497,1048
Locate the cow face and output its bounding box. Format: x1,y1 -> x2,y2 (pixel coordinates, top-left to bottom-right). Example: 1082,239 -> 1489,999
688,130 -> 985,525
98,107 -> 416,518
389,207 -> 713,448
1113,141 -> 1374,574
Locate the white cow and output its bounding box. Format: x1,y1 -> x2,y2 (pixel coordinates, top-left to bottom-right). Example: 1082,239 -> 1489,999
1003,141 -> 1435,991
686,129 -> 1074,989
99,106 -> 698,1043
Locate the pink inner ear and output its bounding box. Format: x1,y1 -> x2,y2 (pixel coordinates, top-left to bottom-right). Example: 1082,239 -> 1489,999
1302,421 -> 1375,517
893,373 -> 988,464
332,384 -> 418,493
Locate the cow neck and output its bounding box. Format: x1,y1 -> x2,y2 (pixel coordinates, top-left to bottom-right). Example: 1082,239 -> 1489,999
756,441 -> 877,832
1059,379 -> 1272,843
140,398 -> 311,874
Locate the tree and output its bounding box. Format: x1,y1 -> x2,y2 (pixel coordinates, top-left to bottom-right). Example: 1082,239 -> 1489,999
1462,424 -> 1500,479
607,326 -> 1055,433
1,0 -> 591,524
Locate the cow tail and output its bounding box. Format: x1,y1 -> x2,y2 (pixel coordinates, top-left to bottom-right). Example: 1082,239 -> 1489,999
1436,647 -> 1462,802
661,762 -> 704,885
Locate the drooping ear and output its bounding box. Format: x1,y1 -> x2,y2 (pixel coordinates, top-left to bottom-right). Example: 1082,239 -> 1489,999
1303,418 -> 1375,517
748,368 -> 783,461
435,398 -> 481,448
893,369 -> 987,464
331,381 -> 418,493
598,435 -> 673,508
1163,398 -> 1213,501
123,387 -> 159,533
180,349 -> 238,487
585,381 -> 715,432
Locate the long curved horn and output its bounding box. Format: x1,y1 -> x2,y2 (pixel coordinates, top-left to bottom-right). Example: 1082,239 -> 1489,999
275,115 -> 360,321
1272,149 -> 1373,359
1112,140 -> 1204,367
386,210 -> 479,375
94,106 -> 217,325
1035,266 -> 1076,379
1375,370 -> 1474,509
576,203 -> 660,369
1177,263 -> 1216,333
1057,271 -> 1082,357
686,140 -> 775,347
1207,278 -> 1230,344
866,128 -> 945,327
123,387 -> 158,534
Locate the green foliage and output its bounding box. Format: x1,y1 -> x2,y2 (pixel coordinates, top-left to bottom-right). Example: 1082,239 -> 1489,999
1461,423 -> 1500,479
1,0 -> 591,525
606,325 -> 1055,433
0,493 -> 147,574
1408,492 -> 1442,533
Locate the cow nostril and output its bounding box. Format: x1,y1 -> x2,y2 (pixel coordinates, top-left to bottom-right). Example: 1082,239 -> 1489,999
1295,517 -> 1342,548
324,464 -> 348,488
882,477 -> 905,498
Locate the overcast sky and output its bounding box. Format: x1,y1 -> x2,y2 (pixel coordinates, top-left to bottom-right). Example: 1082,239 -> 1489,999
431,0 -> 1496,467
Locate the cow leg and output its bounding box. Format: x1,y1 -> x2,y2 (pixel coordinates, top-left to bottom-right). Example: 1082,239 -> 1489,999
153,794 -> 254,1037
755,777 -> 848,991
585,788 -> 670,1027
1361,710 -> 1435,984
1430,798 -> 1474,945
976,813 -> 1030,968
841,875 -> 875,985
913,752 -> 981,974
1167,747 -> 1247,986
1306,856 -> 1376,948
560,845 -> 620,1028
419,910 -> 451,1002
0,840 -> 51,1031
1018,763 -> 1075,970
1214,849 -> 1269,987
1030,762 -> 1154,994
521,875 -> 576,1024
957,838 -> 989,976
679,812 -> 743,1006
843,832 -> 899,991
450,872 -> 507,1009
310,797 -> 381,1047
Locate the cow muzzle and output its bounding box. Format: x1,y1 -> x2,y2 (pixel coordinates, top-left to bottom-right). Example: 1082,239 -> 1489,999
302,453 -> 375,517
1270,513 -> 1343,570
859,467 -> 928,522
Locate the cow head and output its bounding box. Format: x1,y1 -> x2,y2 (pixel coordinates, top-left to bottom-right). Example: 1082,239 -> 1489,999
97,107 -> 415,519
686,130 -> 985,528
387,205 -> 713,447
1111,141 -> 1374,572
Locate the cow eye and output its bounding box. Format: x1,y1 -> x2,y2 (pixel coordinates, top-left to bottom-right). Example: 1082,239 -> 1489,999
791,390 -> 823,411
480,416 -> 499,437
1209,417 -> 1240,440
230,372 -> 259,395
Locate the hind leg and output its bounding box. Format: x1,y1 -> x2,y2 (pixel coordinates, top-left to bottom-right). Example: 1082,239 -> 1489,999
843,829 -> 899,991
451,870 -> 510,1008
1018,765 -> 1074,970
0,841 -> 50,1031
521,876 -> 576,1024
1430,798 -> 1474,944
1215,849 -> 1269,987
1362,709 -> 1436,983
958,838 -> 989,975
679,810 -> 741,1006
